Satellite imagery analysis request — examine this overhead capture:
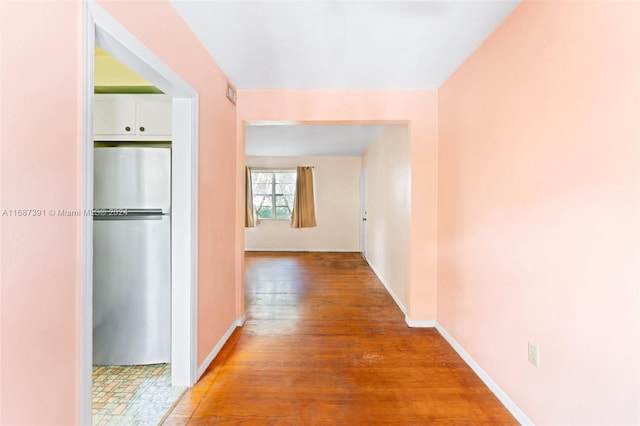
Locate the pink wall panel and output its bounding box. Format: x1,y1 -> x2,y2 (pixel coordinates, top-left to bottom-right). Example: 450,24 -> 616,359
438,1 -> 640,423
0,1 -> 82,424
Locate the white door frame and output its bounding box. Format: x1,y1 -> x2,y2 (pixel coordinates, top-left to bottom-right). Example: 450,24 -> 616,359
360,168 -> 368,260
81,2 -> 199,424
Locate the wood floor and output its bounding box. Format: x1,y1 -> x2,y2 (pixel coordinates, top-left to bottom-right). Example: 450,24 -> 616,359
163,252 -> 516,425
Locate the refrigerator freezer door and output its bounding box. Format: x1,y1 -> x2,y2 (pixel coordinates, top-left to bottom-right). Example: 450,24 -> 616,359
93,216 -> 171,365
94,147 -> 171,213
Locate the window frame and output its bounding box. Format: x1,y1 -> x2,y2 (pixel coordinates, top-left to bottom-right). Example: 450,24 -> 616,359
251,169 -> 297,220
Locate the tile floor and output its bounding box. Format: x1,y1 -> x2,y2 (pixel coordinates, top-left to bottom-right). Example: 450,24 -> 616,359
92,363 -> 185,426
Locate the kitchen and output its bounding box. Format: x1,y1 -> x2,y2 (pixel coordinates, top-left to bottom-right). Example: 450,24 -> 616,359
92,47 -> 184,425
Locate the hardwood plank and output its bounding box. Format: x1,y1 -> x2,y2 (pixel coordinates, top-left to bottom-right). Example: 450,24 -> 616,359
163,252 -> 516,425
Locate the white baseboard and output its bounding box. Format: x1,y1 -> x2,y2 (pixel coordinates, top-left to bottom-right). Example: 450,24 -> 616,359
435,323 -> 534,426
365,260 -> 408,316
405,317 -> 437,328
244,248 -> 360,252
196,316 -> 245,379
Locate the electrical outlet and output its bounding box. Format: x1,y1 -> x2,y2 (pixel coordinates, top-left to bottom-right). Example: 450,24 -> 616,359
528,342 -> 539,367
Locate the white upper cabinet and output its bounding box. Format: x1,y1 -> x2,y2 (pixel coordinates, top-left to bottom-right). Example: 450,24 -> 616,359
94,94 -> 171,141
135,96 -> 172,137
94,96 -> 137,137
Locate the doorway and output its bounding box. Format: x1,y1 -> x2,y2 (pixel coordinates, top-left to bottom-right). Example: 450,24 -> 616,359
242,122 -> 410,322
92,50 -> 181,424
82,3 -> 199,424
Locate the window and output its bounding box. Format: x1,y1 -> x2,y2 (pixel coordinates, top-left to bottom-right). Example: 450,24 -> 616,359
251,170 -> 297,219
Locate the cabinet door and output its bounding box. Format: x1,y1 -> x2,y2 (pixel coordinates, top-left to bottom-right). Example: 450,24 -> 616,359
94,96 -> 136,136
136,96 -> 172,137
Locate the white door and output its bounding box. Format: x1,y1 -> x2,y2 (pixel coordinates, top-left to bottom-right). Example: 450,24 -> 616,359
360,168 -> 368,259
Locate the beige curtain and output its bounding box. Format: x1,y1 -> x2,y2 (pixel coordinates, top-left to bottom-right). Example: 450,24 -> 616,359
245,166 -> 256,228
291,166 -> 317,228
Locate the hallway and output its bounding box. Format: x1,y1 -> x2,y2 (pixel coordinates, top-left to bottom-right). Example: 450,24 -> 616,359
163,252 -> 516,424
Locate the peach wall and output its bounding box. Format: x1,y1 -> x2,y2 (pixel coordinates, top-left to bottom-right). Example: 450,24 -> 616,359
97,0 -> 239,366
245,156 -> 361,252
237,90 -> 439,321
363,125 -> 410,309
438,1 -> 640,424
0,1 -> 82,424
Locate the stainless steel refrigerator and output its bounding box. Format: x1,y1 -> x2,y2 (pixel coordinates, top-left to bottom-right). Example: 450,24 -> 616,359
93,147 -> 171,365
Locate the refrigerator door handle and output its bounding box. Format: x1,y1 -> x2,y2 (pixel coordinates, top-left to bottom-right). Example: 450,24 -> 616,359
125,208 -> 163,216
93,208 -> 164,220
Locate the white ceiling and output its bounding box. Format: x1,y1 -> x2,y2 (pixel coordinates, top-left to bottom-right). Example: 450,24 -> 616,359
171,0 -> 520,90
171,1 -> 519,156
245,124 -> 386,157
